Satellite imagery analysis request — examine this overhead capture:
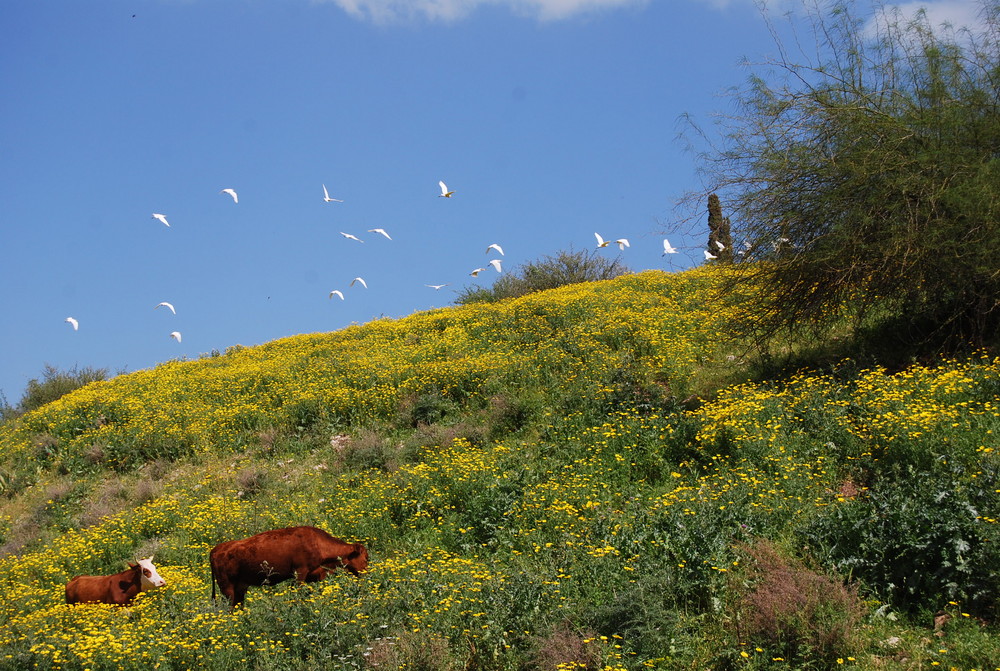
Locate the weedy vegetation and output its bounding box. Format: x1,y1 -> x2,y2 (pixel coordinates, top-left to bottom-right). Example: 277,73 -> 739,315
0,267 -> 999,670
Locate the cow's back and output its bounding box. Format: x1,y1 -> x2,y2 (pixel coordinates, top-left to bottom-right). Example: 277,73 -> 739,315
283,526 -> 361,570
65,574 -> 125,605
211,527 -> 315,585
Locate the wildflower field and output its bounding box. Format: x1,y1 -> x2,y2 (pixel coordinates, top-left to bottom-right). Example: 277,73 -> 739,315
1,268 -> 999,670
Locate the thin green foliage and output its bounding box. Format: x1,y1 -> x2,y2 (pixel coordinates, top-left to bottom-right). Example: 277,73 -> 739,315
691,0 -> 1000,349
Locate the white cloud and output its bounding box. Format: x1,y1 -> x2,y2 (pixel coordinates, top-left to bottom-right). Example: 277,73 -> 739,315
323,0 -> 649,23
323,0 -> 990,31
871,0 -> 988,36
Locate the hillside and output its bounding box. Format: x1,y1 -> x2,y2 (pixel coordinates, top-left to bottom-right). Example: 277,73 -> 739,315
1,268 -> 998,670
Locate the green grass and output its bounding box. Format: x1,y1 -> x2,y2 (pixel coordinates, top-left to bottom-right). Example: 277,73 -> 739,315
0,267 -> 998,670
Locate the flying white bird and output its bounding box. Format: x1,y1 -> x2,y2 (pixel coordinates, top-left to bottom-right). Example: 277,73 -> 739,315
339,232 -> 364,243
329,290 -> 345,300
426,284 -> 449,290
488,259 -> 502,273
438,181 -> 455,198
704,250 -> 717,260
155,302 -> 176,314
594,233 -> 610,248
65,317 -> 78,331
486,243 -> 504,256
368,228 -> 392,240
615,238 -> 630,250
715,240 -> 725,251
469,267 -> 488,277
152,213 -> 169,227
220,188 -> 238,204
662,239 -> 678,255
170,331 -> 182,342
351,277 -> 367,289
323,185 -> 343,203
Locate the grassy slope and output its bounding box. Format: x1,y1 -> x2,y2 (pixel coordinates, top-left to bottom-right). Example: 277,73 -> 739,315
0,267 -> 998,670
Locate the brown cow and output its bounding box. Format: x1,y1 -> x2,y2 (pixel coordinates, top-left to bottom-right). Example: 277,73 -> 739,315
210,526 -> 368,608
65,557 -> 166,605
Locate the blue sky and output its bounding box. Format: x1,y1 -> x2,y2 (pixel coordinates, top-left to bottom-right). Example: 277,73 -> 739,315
0,0 -> 981,403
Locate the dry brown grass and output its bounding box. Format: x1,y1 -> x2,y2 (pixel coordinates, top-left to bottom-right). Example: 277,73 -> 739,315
77,479 -> 129,528
530,621 -> 601,671
406,421 -> 487,452
729,540 -> 865,661
0,479 -> 76,556
235,466 -> 270,498
365,631 -> 461,671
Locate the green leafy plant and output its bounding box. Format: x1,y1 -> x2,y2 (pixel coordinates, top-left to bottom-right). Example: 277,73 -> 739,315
800,465 -> 1000,618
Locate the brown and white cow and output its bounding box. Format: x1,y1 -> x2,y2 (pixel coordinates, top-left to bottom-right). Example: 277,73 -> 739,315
210,526 -> 368,608
65,557 -> 166,606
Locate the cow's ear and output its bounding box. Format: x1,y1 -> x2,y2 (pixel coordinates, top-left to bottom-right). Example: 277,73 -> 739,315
127,562 -> 138,568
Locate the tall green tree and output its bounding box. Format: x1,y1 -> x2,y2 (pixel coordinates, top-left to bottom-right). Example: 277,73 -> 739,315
707,193 -> 733,263
696,1 -> 1000,347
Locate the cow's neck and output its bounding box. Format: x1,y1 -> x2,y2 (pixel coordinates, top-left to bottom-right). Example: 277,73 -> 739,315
120,567 -> 144,597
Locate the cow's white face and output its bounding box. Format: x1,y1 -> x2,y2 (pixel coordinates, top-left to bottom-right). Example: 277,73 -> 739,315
137,557 -> 166,590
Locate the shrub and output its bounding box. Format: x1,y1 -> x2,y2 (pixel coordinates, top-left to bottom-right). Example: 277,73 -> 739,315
365,630 -> 461,671
583,562 -> 713,663
402,392 -> 459,427
729,540 -> 865,663
15,364 -> 109,415
530,621 -> 601,671
340,430 -> 417,472
483,393 -> 539,439
235,467 -> 271,498
456,249 -> 630,304
800,465 -> 1000,618
694,0 -> 1000,349
0,392 -> 14,424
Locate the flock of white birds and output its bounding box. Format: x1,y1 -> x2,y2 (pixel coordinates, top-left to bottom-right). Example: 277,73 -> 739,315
62,179 -> 690,342
61,180 -> 488,342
